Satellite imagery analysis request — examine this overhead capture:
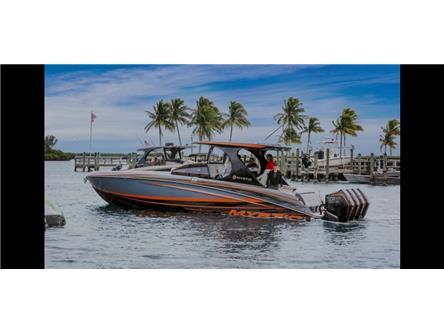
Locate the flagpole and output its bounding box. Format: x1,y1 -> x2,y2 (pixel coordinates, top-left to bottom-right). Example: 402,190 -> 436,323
89,112 -> 93,156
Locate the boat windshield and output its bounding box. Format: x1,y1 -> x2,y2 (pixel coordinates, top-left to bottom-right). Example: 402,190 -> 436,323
136,148 -> 165,167
171,142 -> 290,186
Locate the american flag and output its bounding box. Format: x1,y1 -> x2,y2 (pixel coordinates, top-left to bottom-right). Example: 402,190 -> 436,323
91,112 -> 96,123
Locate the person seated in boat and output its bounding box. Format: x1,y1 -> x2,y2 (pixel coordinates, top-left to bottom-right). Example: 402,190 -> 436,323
266,154 -> 277,170
266,164 -> 284,190
301,153 -> 311,168
246,157 -> 259,176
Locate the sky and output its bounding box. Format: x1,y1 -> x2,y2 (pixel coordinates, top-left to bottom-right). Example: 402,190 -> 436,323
45,64 -> 400,154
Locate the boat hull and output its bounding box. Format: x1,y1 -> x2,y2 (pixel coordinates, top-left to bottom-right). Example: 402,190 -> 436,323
86,171 -> 316,220
344,173 -> 400,185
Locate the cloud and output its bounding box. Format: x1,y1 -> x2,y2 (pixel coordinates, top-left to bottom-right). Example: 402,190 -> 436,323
45,65 -> 400,154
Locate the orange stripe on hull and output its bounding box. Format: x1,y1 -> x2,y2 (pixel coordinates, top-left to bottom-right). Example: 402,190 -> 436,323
122,196 -> 274,211
95,188 -> 304,217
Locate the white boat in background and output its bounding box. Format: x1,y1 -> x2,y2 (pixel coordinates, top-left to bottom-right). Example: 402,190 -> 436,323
310,137 -> 352,167
343,170 -> 400,185
344,160 -> 400,185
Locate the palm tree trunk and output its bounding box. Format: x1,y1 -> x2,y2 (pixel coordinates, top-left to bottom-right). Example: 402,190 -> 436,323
229,125 -> 233,142
198,135 -> 202,153
384,145 -> 387,155
343,135 -> 346,156
176,121 -> 182,145
306,131 -> 311,153
390,147 -> 392,156
339,134 -> 343,158
158,127 -> 162,146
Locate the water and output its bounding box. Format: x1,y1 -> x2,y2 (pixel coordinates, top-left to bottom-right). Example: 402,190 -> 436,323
45,161 -> 400,268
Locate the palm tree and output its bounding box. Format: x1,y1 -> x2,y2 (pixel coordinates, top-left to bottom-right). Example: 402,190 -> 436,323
45,135 -> 58,154
384,119 -> 401,136
331,108 -> 363,157
282,127 -> 301,145
189,97 -> 224,152
144,100 -> 174,146
274,97 -> 306,145
331,117 -> 345,156
380,119 -> 400,156
380,132 -> 397,155
223,101 -> 250,142
341,108 -> 363,153
303,117 -> 324,153
169,98 -> 190,145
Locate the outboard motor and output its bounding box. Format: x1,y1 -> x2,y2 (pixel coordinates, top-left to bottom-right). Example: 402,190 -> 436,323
323,188 -> 369,222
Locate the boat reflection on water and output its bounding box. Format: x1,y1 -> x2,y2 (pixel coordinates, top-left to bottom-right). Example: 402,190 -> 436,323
91,204 -> 367,265
322,220 -> 366,246
191,217 -> 283,253
95,204 -> 288,252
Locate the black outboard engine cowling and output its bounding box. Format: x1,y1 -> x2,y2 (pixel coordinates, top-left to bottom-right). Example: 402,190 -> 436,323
323,188 -> 369,222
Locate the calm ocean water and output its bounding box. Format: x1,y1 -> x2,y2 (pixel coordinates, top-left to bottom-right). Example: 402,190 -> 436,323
45,161 -> 400,268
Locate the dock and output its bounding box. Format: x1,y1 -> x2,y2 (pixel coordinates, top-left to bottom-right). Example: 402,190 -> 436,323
74,152 -> 138,171
274,149 -> 400,182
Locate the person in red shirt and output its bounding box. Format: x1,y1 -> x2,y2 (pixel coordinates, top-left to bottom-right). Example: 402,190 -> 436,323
265,154 -> 277,170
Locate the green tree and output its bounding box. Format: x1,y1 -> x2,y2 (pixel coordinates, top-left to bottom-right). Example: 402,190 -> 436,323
274,97 -> 306,145
223,101 -> 250,142
331,108 -> 363,157
384,119 -> 401,136
44,135 -> 75,161
190,97 -> 224,152
331,118 -> 345,156
144,100 -> 174,146
169,98 -> 191,145
379,132 -> 397,155
45,135 -> 58,153
380,119 -> 400,156
303,117 -> 324,153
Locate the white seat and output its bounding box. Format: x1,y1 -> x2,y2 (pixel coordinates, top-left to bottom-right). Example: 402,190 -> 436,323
208,164 -> 223,178
256,169 -> 271,187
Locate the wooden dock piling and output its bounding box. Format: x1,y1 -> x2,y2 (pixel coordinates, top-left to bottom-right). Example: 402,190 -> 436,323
313,152 -> 318,181
282,153 -> 288,176
383,153 -> 387,173
295,148 -> 300,181
325,148 -> 330,182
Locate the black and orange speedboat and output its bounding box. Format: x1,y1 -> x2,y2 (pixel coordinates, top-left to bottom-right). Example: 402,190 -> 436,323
86,142 -> 369,222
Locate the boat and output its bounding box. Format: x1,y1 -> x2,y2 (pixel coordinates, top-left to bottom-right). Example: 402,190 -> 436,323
86,142 -> 369,222
311,137 -> 352,167
344,169 -> 400,185
112,143 -> 189,171
45,197 -> 66,227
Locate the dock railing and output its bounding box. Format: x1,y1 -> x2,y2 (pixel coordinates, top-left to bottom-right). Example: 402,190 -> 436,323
276,150 -> 400,182
74,152 -> 139,171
